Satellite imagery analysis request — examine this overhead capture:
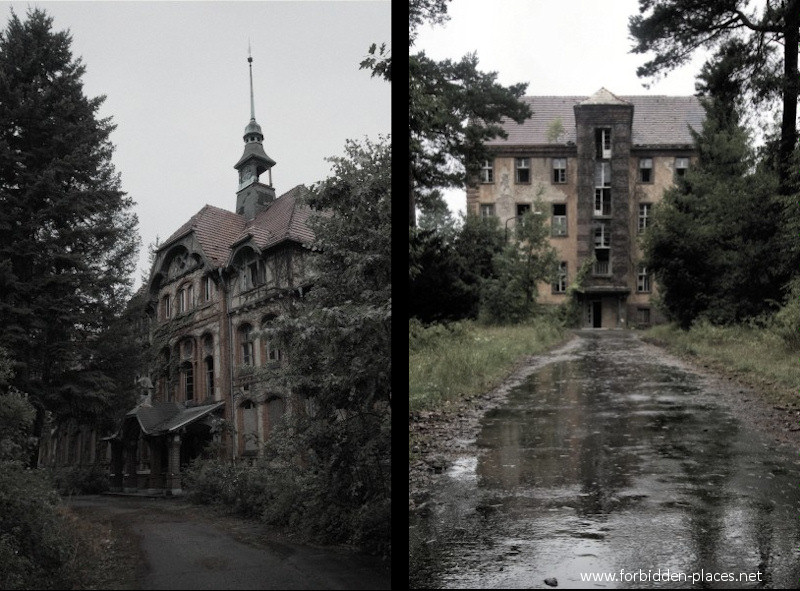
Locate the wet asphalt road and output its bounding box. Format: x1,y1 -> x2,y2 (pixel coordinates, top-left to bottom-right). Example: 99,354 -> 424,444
410,331 -> 800,588
67,496 -> 390,590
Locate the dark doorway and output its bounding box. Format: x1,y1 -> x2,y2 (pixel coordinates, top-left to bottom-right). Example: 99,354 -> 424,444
592,301 -> 602,328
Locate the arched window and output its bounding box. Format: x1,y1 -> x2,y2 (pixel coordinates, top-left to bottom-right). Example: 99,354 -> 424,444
205,356 -> 214,399
260,315 -> 283,364
240,400 -> 258,454
202,275 -> 215,302
266,397 -> 285,436
239,324 -> 254,366
179,338 -> 195,402
161,294 -> 171,320
182,363 -> 194,401
177,282 -> 194,313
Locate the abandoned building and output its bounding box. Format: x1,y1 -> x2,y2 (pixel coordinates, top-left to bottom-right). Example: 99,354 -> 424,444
38,54 -> 315,494
468,87 -> 704,328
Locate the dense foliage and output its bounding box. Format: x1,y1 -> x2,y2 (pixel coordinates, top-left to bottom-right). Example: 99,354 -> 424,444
479,207 -> 559,324
0,348 -> 83,590
0,9 -> 140,461
408,0 -> 531,225
410,212 -> 506,323
629,0 -> 800,195
189,137 -> 391,558
643,50 -> 790,328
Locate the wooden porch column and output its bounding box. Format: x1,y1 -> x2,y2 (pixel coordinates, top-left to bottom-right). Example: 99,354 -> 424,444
110,441 -> 124,491
166,433 -> 182,495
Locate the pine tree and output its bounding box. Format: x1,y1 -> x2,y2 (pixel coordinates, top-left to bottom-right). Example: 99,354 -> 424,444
643,43 -> 785,327
0,9 -> 139,459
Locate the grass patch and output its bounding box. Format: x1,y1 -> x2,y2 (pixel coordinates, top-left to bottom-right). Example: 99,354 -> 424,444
643,321 -> 800,407
409,315 -> 567,412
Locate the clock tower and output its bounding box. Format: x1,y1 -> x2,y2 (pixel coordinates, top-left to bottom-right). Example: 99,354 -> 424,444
234,47 -> 276,219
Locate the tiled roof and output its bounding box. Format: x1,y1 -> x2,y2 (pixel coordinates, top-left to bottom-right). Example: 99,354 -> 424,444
486,94 -> 705,147
579,87 -> 631,106
126,401 -> 224,435
160,184 -> 315,267
239,184 -> 314,251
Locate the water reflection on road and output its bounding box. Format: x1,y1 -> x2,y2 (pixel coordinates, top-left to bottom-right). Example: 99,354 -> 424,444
410,331 -> 800,588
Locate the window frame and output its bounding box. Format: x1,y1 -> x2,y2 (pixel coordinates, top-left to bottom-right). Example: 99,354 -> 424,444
479,203 -> 495,218
638,203 -> 651,232
596,128 -> 612,159
637,265 -> 651,293
515,157 -> 531,184
551,203 -> 567,237
674,157 -> 689,179
552,261 -> 568,294
552,158 -> 567,184
639,157 -> 654,183
480,159 -> 494,183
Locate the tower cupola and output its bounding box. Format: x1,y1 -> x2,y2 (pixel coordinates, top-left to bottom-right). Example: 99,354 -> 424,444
234,44 -> 276,219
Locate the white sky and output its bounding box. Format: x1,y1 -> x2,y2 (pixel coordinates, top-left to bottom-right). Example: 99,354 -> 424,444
2,0 -> 391,288
414,0 -> 713,217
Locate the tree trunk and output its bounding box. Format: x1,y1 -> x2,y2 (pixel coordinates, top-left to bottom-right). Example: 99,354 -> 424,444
779,2 -> 799,196
409,161 -> 416,227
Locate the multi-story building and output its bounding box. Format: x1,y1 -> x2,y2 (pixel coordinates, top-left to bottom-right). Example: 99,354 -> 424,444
468,87 -> 704,328
39,55 -> 316,495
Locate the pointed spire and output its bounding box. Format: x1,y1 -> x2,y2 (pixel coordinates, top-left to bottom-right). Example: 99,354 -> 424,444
248,39 -> 256,121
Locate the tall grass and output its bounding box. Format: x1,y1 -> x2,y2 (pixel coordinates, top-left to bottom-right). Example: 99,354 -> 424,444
409,315 -> 566,412
644,321 -> 800,407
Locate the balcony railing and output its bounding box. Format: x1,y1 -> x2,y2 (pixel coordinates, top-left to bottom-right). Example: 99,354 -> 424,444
593,260 -> 610,275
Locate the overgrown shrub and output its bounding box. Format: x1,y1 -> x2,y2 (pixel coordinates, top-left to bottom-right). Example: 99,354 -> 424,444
49,464 -> 109,496
185,413 -> 391,560
770,277 -> 800,349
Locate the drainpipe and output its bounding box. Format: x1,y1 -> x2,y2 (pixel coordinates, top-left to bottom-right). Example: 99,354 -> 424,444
220,268 -> 236,462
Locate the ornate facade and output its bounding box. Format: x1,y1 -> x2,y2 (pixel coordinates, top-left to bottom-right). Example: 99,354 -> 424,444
39,54 -> 315,494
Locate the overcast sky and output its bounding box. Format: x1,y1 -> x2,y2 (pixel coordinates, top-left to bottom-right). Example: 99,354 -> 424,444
2,0 -> 390,288
414,0 -> 714,216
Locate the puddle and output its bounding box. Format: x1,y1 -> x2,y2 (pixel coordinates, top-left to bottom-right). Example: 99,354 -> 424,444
410,331 -> 800,588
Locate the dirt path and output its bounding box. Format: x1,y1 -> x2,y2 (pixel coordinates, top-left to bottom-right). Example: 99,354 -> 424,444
66,496 -> 390,590
409,330 -> 800,515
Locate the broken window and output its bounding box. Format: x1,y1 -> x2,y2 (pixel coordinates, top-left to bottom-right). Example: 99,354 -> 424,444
516,203 -> 531,217
594,248 -> 610,275
594,189 -> 611,216
675,157 -> 689,179
637,264 -> 651,292
239,324 -> 254,366
480,159 -> 494,183
639,158 -> 653,183
552,158 -> 566,183
553,261 -> 568,293
595,128 -> 611,159
515,158 -> 530,183
595,161 -> 611,187
551,203 -> 567,236
638,203 -> 651,232
593,223 -> 611,275
479,203 -> 495,218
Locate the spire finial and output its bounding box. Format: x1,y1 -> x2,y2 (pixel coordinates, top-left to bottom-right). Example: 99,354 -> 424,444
248,39 -> 255,121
